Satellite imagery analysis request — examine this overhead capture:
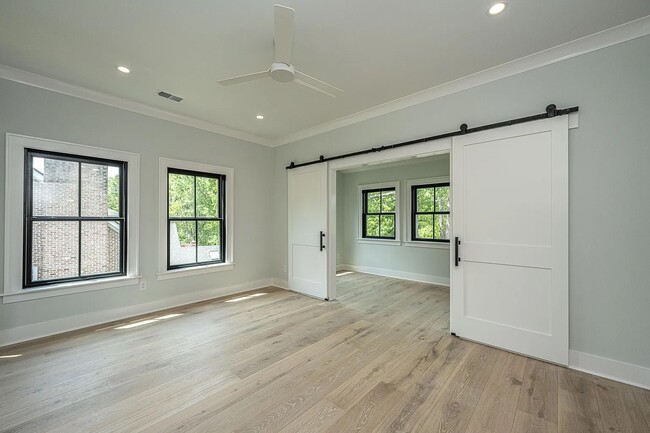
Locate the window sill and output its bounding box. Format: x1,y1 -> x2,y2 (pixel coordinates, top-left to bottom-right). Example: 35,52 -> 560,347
157,262 -> 234,281
2,275 -> 141,304
403,241 -> 451,250
356,238 -> 402,246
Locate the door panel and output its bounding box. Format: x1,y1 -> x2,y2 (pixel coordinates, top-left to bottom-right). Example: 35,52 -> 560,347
451,116 -> 568,365
288,164 -> 328,299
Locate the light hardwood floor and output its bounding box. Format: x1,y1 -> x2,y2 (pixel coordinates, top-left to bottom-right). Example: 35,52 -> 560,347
0,272 -> 648,433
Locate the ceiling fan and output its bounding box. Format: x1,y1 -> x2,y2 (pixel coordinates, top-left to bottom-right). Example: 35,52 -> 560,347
217,4 -> 343,98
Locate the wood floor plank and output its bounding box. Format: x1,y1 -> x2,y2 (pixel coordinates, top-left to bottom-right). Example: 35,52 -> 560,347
0,272 -> 646,433
591,375 -> 650,433
518,358 -> 559,424
465,350 -> 527,433
324,381 -> 406,433
558,368 -> 605,433
634,387 -> 650,431
411,344 -> 500,433
511,410 -> 558,433
369,337 -> 474,433
276,400 -> 344,433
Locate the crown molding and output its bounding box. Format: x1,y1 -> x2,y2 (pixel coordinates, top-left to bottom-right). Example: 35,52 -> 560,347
270,15 -> 650,147
0,64 -> 273,147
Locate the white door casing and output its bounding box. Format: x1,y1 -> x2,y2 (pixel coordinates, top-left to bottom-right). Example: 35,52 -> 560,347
451,115 -> 569,365
288,164 -> 329,299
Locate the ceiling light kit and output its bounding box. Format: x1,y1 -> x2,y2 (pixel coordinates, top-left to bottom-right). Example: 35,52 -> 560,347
217,4 -> 343,98
116,65 -> 131,74
256,114 -> 264,120
488,2 -> 507,16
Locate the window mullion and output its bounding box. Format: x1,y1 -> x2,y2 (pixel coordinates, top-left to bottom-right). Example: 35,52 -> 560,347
194,176 -> 198,264
77,162 -> 82,278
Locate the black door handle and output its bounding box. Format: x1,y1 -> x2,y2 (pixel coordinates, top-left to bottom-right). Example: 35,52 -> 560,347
454,237 -> 461,266
320,231 -> 326,251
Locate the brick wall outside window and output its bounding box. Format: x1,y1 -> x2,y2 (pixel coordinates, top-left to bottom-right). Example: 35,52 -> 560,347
31,159 -> 120,281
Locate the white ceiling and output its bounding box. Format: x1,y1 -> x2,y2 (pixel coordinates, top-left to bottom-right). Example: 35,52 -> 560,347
1,1 -> 649,143
340,153 -> 450,174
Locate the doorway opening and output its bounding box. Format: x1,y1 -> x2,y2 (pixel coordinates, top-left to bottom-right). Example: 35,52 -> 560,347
333,153 -> 452,303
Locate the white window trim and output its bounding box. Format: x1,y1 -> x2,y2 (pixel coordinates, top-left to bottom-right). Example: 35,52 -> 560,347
405,176 -> 451,248
357,181 -> 400,243
157,157 -> 234,280
3,133 -> 141,303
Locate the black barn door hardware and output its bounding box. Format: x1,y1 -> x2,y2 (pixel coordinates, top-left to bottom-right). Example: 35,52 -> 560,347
286,104 -> 578,170
320,231 -> 326,251
454,237 -> 461,266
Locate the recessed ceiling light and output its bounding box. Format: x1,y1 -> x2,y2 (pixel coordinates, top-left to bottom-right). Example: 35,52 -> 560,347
487,2 -> 507,16
256,114 -> 264,120
116,65 -> 131,74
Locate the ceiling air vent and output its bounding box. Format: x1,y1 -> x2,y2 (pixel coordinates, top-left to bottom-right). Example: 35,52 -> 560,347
157,90 -> 183,103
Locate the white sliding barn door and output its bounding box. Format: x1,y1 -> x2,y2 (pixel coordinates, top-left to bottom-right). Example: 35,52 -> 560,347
288,164 -> 329,299
451,116 -> 569,365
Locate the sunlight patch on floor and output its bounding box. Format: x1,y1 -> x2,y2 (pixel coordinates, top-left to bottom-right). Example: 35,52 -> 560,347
225,293 -> 267,303
114,313 -> 184,330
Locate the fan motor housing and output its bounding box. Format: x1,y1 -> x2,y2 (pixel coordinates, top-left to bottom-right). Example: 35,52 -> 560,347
270,62 -> 295,83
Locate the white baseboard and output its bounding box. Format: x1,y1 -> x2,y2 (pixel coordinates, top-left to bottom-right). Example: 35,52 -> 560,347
0,278 -> 276,348
569,350 -> 650,390
337,264 -> 450,286
272,278 -> 289,290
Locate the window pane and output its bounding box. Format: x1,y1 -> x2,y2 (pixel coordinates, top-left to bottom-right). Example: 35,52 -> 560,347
434,214 -> 450,240
81,221 -> 121,276
169,221 -> 196,266
168,173 -> 195,217
81,163 -> 120,217
435,186 -> 450,212
416,187 -> 435,212
380,214 -> 395,238
198,221 -> 221,262
31,221 -> 79,282
32,157 -> 79,217
365,215 -> 379,237
381,190 -> 396,212
416,214 -> 434,239
196,176 -> 219,218
366,191 -> 381,213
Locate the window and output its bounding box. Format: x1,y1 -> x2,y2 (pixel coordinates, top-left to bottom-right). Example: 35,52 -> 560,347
362,187 -> 397,239
158,158 -> 233,280
411,183 -> 450,242
5,134 -> 140,303
23,149 -> 127,288
167,168 -> 226,270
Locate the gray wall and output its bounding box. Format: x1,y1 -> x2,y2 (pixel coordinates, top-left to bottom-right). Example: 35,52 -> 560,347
0,78 -> 275,332
273,35 -> 650,369
337,158 -> 450,283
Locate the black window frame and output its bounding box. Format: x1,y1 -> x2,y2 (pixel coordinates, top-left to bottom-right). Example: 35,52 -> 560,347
361,187 -> 397,240
167,168 -> 226,270
23,149 -> 128,289
411,182 -> 450,243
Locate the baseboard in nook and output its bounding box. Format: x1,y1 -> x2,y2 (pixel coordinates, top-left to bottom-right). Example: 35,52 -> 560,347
569,350 -> 650,390
337,264 -> 449,286
0,278 -> 277,348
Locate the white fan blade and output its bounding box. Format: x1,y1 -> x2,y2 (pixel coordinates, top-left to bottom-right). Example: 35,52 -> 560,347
218,70 -> 269,86
295,71 -> 343,98
274,4 -> 295,65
